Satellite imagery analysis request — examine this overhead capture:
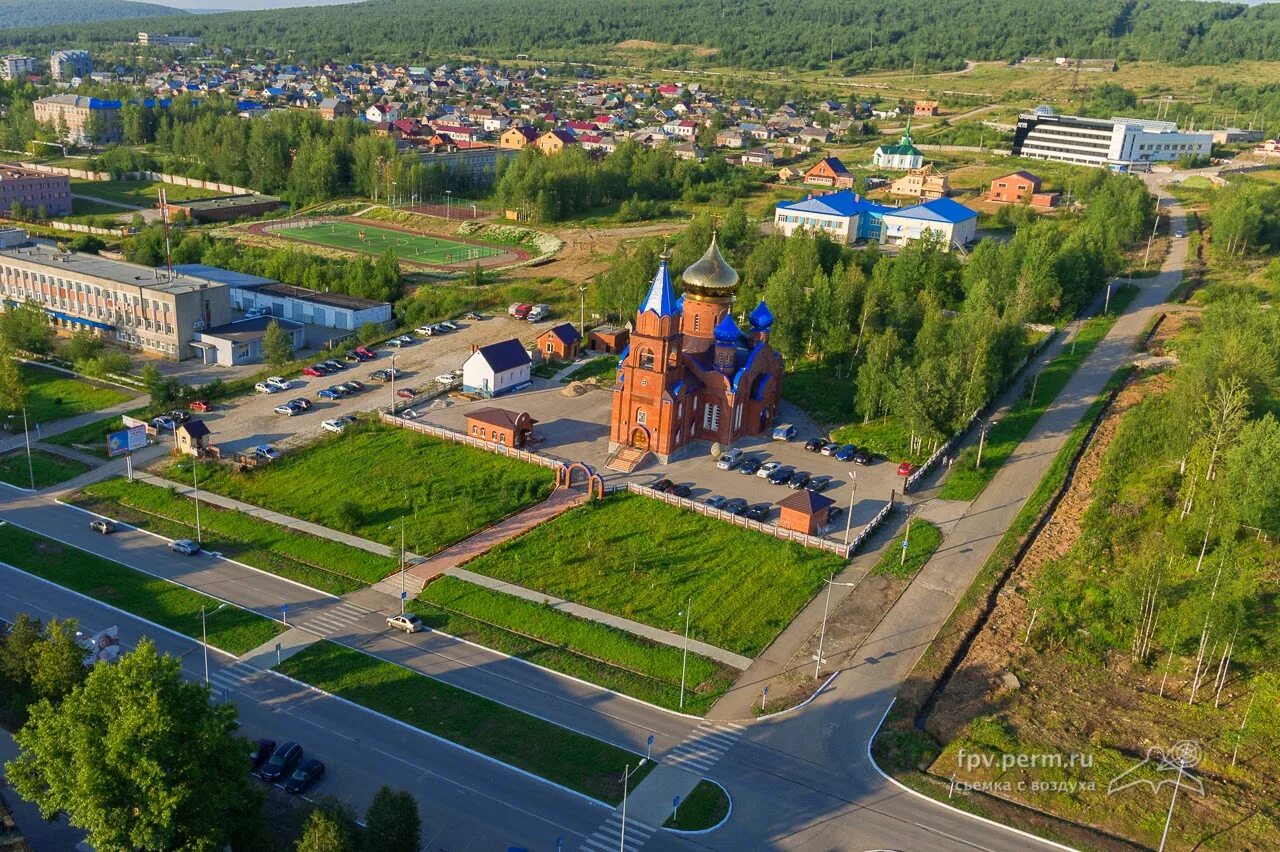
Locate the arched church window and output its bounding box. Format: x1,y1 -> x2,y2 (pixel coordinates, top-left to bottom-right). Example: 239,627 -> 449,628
693,314 -> 701,332
638,348 -> 655,370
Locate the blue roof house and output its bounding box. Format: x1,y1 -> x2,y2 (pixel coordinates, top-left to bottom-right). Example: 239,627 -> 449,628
880,197 -> 978,251
773,190 -> 896,243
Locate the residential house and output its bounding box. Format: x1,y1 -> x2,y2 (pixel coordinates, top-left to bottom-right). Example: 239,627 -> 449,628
804,156 -> 854,188
889,164 -> 950,200
913,100 -> 940,117
535,129 -> 578,155
465,408 -> 537,447
741,147 -> 775,167
462,339 -> 533,397
500,125 -> 538,149
536,322 -> 582,360
987,170 -> 1058,207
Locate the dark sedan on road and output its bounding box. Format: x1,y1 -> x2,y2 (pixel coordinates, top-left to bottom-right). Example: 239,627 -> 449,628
704,494 -> 728,509
671,484 -> 693,498
806,475 -> 833,493
804,438 -> 824,452
651,478 -> 675,493
724,497 -> 749,516
738,457 -> 763,476
259,741 -> 302,782
284,759 -> 326,794
834,444 -> 857,462
249,739 -> 276,772
787,471 -> 811,489
745,503 -> 771,521
853,449 -> 873,465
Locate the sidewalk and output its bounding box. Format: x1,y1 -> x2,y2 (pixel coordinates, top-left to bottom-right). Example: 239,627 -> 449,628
0,392 -> 148,454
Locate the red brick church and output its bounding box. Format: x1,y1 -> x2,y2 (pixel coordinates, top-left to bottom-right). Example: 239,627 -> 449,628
608,236 -> 784,463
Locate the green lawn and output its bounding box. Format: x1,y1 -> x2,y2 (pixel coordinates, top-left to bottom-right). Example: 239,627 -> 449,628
66,196 -> 124,218
938,285 -> 1139,501
166,422 -> 553,559
0,523 -> 284,655
561,355 -> 619,384
17,363 -> 134,426
275,641 -> 652,804
531,361 -> 564,379
276,220 -> 502,265
783,358 -> 855,428
43,415 -> 125,458
460,493 -> 847,657
412,576 -> 736,713
69,178 -> 223,208
663,779 -> 731,830
72,478 -> 393,595
0,449 -> 91,489
871,519 -> 942,578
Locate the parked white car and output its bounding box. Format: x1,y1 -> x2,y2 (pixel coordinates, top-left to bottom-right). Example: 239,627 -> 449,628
756,461 -> 782,479
254,382 -> 277,394
386,614 -> 423,634
266,376 -> 292,391
321,418 -> 351,434
434,373 -> 455,385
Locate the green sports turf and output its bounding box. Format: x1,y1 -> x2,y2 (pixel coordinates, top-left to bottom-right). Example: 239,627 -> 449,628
275,221 -> 503,265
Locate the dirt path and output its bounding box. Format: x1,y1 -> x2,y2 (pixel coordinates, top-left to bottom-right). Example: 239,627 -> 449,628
515,221 -> 685,283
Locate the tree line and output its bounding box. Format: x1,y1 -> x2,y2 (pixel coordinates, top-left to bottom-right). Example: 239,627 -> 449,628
4,0 -> 1280,73
494,140 -> 762,222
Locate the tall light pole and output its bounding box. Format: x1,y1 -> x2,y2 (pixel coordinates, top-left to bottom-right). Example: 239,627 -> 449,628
389,354 -> 399,414
619,762 -> 644,852
579,285 -> 588,336
841,470 -> 857,547
445,189 -> 452,221
391,179 -> 398,209
8,409 -> 35,491
815,573 -> 859,679
976,420 -> 996,469
900,501 -> 913,566
200,603 -> 227,686
678,600 -> 691,710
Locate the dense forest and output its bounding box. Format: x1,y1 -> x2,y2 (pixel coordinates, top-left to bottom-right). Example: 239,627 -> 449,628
0,0 -> 180,30
4,0 -> 1280,71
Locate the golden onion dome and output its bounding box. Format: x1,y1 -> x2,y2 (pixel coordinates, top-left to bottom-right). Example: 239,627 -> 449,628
681,233 -> 739,297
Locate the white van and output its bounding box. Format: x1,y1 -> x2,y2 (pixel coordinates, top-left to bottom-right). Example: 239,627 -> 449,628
771,423 -> 797,441
527,304 -> 550,322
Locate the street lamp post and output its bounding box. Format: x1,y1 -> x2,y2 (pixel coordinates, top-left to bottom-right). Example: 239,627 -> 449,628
579,285 -> 587,336
200,603 -> 227,686
976,420 -> 996,469
678,600 -> 691,710
619,762 -> 645,852
841,470 -> 857,547
7,409 -> 35,491
391,180 -> 398,209
445,189 -> 452,221
389,354 -> 399,414
901,502 -> 913,566
814,573 -> 859,679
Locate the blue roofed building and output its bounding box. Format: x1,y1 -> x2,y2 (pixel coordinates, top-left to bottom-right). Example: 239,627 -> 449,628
773,190 -> 895,243
880,197 -> 978,250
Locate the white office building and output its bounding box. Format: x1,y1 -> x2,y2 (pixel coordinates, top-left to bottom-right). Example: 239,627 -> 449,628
1012,107 -> 1213,172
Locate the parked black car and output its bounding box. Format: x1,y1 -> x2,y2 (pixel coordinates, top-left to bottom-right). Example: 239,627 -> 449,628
803,438 -> 824,452
652,478 -> 675,493
766,465 -> 795,485
745,503 -> 771,521
739,457 -> 763,475
806,475 -> 833,493
826,506 -> 845,526
249,739 -> 276,772
284,759 -> 326,794
787,470 -> 811,489
852,449 -> 873,465
259,741 -> 302,782
671,484 -> 693,498
724,497 -> 749,515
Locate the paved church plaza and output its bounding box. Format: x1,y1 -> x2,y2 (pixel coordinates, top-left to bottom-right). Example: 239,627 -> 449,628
403,380 -> 904,541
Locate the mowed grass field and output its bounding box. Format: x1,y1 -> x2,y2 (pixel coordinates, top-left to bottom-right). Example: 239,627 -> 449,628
276,220 -> 503,265
69,178 -> 223,208
18,364 -> 135,426
0,449 -> 91,489
460,493 -> 848,657
170,423 -> 553,560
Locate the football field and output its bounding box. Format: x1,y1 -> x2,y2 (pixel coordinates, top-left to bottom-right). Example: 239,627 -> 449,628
275,220 -> 503,264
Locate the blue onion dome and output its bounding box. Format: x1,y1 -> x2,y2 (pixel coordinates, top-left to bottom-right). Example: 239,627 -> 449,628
713,313 -> 742,344
748,299 -> 775,330
681,233 -> 739,298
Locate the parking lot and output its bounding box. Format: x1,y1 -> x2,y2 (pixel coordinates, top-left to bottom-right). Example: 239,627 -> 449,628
168,313 -> 557,457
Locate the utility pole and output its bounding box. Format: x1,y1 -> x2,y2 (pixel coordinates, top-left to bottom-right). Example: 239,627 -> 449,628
579,285 -> 587,336
901,503 -> 912,566
976,420 -> 993,469
192,455 -> 202,543
21,407 -> 34,491
841,471 -> 857,547
815,573 -> 858,679
1144,210 -> 1159,269
679,601 -> 691,710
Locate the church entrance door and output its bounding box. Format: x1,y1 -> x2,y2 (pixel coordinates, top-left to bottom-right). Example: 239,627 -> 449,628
631,428 -> 649,450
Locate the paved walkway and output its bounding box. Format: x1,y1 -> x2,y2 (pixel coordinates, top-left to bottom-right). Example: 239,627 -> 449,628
405,487 -> 585,583
0,391 -> 147,454
31,441 -> 102,467
450,566 -> 753,669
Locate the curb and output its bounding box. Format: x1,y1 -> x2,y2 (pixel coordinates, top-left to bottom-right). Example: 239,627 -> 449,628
0,479 -> 37,494
661,778 -> 733,836
866,699 -> 1078,852
266,665 -> 615,812
54,497 -> 342,601
754,670 -> 840,722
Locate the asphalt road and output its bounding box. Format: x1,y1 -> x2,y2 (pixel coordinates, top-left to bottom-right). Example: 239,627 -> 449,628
0,562 -> 712,852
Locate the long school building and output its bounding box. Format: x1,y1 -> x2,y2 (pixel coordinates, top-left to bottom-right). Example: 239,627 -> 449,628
1012,108 -> 1213,172
0,236 -> 231,358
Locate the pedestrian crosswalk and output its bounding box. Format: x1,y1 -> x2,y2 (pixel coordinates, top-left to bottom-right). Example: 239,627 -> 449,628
208,660 -> 258,695
579,812 -> 655,852
664,721 -> 745,773
297,601 -> 371,637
